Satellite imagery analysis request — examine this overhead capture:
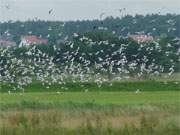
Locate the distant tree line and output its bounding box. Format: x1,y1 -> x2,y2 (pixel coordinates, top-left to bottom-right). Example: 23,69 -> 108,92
0,14 -> 179,44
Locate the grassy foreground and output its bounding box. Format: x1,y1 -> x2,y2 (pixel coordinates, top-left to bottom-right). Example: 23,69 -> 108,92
0,80 -> 180,135
0,90 -> 180,135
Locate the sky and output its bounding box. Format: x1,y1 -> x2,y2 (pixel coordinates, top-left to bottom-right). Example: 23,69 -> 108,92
0,0 -> 180,22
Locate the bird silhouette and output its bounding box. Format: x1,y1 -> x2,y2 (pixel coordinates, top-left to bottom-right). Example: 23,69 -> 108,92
48,9 -> 53,14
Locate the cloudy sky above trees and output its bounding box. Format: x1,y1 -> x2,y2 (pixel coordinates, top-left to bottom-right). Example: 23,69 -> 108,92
0,0 -> 179,21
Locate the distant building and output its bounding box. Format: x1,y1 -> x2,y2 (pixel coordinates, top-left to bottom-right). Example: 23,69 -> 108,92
129,35 -> 154,43
0,39 -> 16,47
19,36 -> 48,46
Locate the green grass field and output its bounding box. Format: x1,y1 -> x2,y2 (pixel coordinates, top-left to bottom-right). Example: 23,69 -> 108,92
1,80 -> 180,93
0,91 -> 179,107
0,81 -> 180,135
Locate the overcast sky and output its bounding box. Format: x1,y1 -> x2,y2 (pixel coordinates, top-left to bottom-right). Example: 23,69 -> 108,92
0,0 -> 180,22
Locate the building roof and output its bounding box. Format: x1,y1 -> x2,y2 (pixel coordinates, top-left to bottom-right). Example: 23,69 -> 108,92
129,35 -> 154,42
21,35 -> 48,45
22,36 -> 39,42
0,39 -> 16,46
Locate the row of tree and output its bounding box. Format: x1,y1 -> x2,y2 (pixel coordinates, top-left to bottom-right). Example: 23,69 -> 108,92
0,14 -> 179,44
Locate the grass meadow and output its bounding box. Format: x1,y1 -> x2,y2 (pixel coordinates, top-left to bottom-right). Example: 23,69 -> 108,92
0,80 -> 180,135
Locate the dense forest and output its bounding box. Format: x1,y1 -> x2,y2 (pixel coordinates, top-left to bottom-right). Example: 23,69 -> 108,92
0,14 -> 179,44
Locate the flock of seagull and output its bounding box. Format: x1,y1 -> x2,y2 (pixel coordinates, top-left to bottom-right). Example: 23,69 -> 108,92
0,6 -> 179,93
0,31 -> 179,93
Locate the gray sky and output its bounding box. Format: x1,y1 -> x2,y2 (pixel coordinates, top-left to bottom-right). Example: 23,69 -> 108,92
0,0 -> 180,21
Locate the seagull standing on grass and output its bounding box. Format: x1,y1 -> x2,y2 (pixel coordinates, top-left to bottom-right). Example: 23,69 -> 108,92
8,90 -> 11,94
135,89 -> 140,94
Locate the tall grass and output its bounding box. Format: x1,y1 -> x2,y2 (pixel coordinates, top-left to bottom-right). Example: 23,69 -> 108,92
0,106 -> 179,135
